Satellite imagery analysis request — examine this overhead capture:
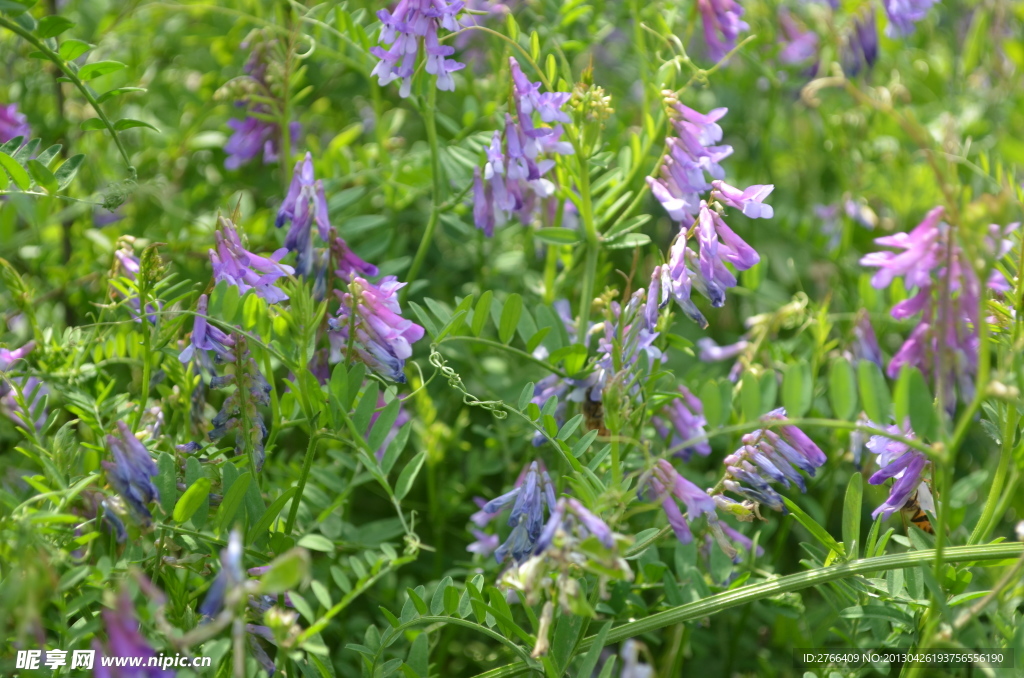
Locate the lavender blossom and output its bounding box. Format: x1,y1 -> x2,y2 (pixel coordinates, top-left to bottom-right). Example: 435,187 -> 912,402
179,294 -> 237,364
199,529 -> 245,618
94,589 -> 173,678
646,459 -> 717,545
865,422 -> 932,520
882,0 -> 939,36
711,181 -> 774,219
653,386 -> 712,460
371,0 -> 467,98
477,462 -> 558,564
472,58 -> 574,235
225,117 -> 301,170
696,337 -> 748,362
112,247 -> 160,324
852,312 -> 883,368
331,236 -> 378,281
588,289 -> 663,402
0,103 -> 30,143
843,10 -> 879,75
210,217 -> 295,303
697,0 -> 749,61
102,421 -> 161,527
328,276 -> 425,383
0,341 -> 34,397
534,497 -> 615,553
276,153 -> 332,276
777,9 -> 819,68
467,529 -> 500,557
1,376 -> 49,431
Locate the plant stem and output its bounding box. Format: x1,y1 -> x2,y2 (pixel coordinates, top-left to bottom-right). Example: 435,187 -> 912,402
284,432 -> 319,535
968,403 -> 1018,545
404,84 -> 442,297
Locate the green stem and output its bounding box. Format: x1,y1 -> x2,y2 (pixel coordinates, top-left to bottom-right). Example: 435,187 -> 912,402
0,15 -> 134,171
470,542 -> 1024,678
576,244 -> 599,346
968,403 -> 1017,545
284,432 -> 319,535
404,84 -> 442,296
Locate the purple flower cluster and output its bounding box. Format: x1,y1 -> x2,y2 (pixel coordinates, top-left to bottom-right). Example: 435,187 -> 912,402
102,421 -> 161,527
210,217 -> 295,304
473,57 -> 574,236
843,10 -> 880,76
646,459 -> 718,545
0,102 -> 30,143
179,294 -> 236,365
276,153 -> 332,276
721,408 -> 827,512
223,35 -> 301,169
371,0 -> 467,98
653,386 -> 711,461
534,497 -> 615,554
864,421 -> 932,520
882,0 -> 939,36
472,461 -> 558,563
860,207 -> 1013,407
777,9 -> 819,68
697,0 -> 749,61
647,103 -> 769,327
328,276 -> 425,384
0,341 -> 49,431
588,288 -> 663,402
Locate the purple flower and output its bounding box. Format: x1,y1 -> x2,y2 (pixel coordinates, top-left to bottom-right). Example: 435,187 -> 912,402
210,217 -> 295,303
371,0 -> 467,98
0,340 -> 34,394
112,247 -> 160,324
276,153 -> 332,276
852,312 -> 883,368
102,421 -> 160,527
479,461 -> 558,564
620,640 -> 654,678
711,181 -> 774,219
179,294 -> 236,364
225,117 -> 301,170
696,337 -> 748,362
0,103 -> 30,143
199,529 -> 245,618
331,236 -> 378,281
467,529 -> 500,556
653,386 -> 712,460
328,276 -> 425,383
647,459 -> 717,545
472,58 -> 573,235
777,9 -> 819,67
94,589 -> 173,678
865,422 -> 931,519
1,375 -> 49,431
843,10 -> 879,75
588,289 -> 663,402
534,497 -> 616,553
882,0 -> 938,36
697,0 -> 749,61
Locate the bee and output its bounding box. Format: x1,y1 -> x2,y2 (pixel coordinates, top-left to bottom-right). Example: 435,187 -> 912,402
581,398 -> 609,437
901,490 -> 934,534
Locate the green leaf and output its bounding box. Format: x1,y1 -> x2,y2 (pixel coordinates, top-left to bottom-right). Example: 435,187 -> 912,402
700,380 -> 723,428
575,621 -> 612,678
36,15 -> 74,38
58,39 -> 92,61
297,534 -> 335,553
430,576 -> 454,615
858,360 -> 891,424
217,472 -> 251,532
603,232 -> 651,249
842,473 -> 863,559
498,293 -> 523,344
571,429 -> 599,457
782,361 -> 812,418
173,477 -> 211,523
352,381 -> 380,434
368,398 -> 401,452
34,144 -> 61,168
380,422 -> 411,475
80,118 -> 106,131
96,86 -> 147,104
156,452 -> 177,515
828,357 -> 857,421
246,487 -> 296,542
471,290 -> 492,336
113,118 -> 159,132
54,154 -> 84,189
534,227 -> 580,245
394,450 -> 426,500
517,382 -> 535,411
258,547 -> 311,594
557,414 -> 584,441
27,159 -> 57,193
407,301 -> 438,337
894,366 -> 937,440
782,497 -> 845,558
77,60 -> 126,81
0,151 -> 30,190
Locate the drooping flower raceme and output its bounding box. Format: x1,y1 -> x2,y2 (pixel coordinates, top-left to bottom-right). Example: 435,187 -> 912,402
93,588 -> 173,678
328,276 -> 425,383
473,462 -> 558,564
179,294 -> 237,365
644,459 -> 717,545
102,421 -> 161,527
697,0 -> 749,61
0,103 -> 30,143
859,206 -> 1008,408
276,153 -> 332,276
652,386 -> 711,460
720,408 -> 827,513
473,57 -> 574,236
210,217 -> 295,304
647,101 -> 769,327
371,0 -> 467,98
